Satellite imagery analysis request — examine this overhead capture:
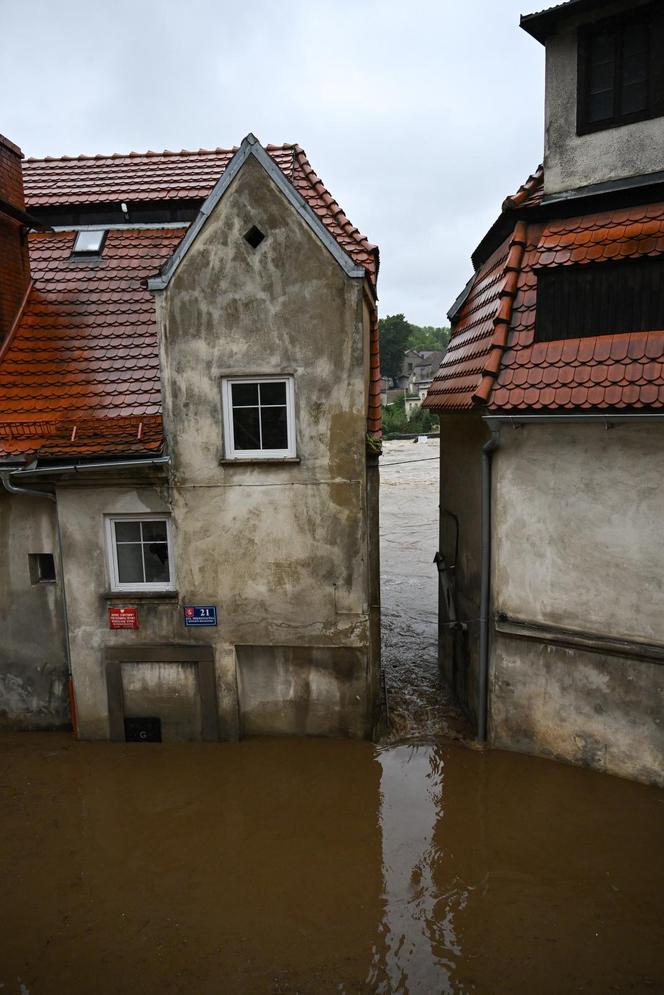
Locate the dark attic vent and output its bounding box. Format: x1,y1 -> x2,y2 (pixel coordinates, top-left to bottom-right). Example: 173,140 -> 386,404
244,225 -> 265,249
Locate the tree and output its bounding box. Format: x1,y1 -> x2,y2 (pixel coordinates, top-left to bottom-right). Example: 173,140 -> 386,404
408,324 -> 450,352
378,314 -> 412,381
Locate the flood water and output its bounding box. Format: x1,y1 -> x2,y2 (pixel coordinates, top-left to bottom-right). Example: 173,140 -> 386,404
2,437 -> 663,994
380,437 -> 469,741
1,733 -> 663,994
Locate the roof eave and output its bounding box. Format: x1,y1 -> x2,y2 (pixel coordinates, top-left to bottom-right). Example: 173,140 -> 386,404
520,0 -> 610,44
147,134 -> 365,292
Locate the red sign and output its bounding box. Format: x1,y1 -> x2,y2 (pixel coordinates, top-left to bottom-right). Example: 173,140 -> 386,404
108,607 -> 139,630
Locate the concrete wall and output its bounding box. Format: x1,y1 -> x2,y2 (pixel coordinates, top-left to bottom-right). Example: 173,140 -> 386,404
437,413 -> 489,724
58,153 -> 379,741
490,421 -> 664,785
543,0 -> 664,195
0,490 -> 69,728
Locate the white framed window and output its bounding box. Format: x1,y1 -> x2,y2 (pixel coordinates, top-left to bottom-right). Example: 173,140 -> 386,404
222,376 -> 296,459
105,515 -> 174,592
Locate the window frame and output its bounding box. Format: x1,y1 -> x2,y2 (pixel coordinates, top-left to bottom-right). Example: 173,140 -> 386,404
577,5 -> 660,136
105,514 -> 175,593
71,228 -> 108,257
221,376 -> 297,460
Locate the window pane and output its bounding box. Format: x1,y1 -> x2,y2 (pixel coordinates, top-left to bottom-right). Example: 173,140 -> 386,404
116,543 -> 144,584
621,22 -> 648,115
589,90 -> 614,122
233,407 -> 261,449
141,520 -> 168,543
73,229 -> 105,254
588,31 -> 615,122
260,406 -> 288,450
259,381 -> 287,405
115,521 -> 141,542
144,543 -> 170,583
232,382 -> 259,406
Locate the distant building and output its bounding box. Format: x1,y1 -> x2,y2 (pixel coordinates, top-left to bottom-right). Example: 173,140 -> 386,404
425,0 -> 664,786
0,133 -> 382,742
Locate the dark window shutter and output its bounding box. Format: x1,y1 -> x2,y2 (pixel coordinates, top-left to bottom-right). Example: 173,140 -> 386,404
535,257 -> 664,343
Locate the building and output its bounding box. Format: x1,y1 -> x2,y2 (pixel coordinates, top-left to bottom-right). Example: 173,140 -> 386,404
424,0 -> 664,785
0,133 -> 382,742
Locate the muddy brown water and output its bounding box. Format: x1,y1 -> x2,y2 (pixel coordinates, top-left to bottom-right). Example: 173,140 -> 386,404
1,732 -> 663,995
2,440 -> 663,993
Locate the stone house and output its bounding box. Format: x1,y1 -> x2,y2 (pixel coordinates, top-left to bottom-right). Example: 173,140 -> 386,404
424,0 -> 664,785
0,132 -> 382,742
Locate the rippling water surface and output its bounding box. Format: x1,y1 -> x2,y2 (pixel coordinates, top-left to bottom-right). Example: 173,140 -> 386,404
1,734 -> 662,994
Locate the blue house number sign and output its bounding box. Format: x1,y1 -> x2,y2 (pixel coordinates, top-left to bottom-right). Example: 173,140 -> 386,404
184,605 -> 217,626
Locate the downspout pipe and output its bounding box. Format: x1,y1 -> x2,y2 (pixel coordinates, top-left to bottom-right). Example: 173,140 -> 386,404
478,428 -> 500,743
0,471 -> 77,736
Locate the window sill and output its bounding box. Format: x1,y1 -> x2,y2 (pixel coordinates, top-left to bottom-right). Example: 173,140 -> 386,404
219,457 -> 301,466
102,590 -> 179,604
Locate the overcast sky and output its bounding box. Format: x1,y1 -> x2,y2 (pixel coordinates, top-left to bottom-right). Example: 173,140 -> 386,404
2,0 -> 545,326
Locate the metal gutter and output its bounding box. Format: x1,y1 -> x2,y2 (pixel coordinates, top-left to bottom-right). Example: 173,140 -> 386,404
8,455 -> 170,477
51,222 -> 189,232
0,196 -> 53,231
484,413 -> 664,426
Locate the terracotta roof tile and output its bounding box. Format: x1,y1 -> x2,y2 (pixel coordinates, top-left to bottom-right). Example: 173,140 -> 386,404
0,228 -> 182,460
3,142 -> 381,457
426,173 -> 664,413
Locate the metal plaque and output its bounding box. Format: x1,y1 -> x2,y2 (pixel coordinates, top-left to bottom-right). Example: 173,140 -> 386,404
183,605 -> 217,627
109,606 -> 139,629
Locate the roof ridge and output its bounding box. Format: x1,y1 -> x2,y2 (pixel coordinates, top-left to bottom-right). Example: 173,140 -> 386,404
503,165 -> 544,211
291,146 -> 377,255
24,142 -> 300,165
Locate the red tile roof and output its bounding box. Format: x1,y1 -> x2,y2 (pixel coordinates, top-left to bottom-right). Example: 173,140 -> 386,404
0,228 -> 181,459
425,167 -> 664,413
1,142 -> 380,460
23,145 -> 379,286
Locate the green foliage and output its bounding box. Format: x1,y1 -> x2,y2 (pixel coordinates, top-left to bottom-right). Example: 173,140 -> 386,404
408,324 -> 450,352
381,397 -> 438,439
378,313 -> 450,382
377,314 -> 412,381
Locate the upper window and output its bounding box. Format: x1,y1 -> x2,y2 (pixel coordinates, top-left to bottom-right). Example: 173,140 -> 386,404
105,515 -> 173,591
535,256 -> 664,343
222,377 -> 296,459
72,229 -> 106,256
577,6 -> 664,134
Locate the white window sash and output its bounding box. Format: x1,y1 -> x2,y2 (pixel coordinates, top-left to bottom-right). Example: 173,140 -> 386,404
105,514 -> 175,592
222,376 -> 296,459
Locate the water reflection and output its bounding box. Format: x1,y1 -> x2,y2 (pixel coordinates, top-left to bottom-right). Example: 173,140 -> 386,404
0,734 -> 663,994
372,746 -> 452,994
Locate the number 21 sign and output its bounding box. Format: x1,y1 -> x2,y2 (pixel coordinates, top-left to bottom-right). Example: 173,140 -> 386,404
183,605 -> 217,627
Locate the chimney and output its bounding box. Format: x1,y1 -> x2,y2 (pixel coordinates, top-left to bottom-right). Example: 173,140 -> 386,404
0,133 -> 31,344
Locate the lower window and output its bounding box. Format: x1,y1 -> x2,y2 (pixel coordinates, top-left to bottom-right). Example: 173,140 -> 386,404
106,515 -> 174,591
222,376 -> 296,459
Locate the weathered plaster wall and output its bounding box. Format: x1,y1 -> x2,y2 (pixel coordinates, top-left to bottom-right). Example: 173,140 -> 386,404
156,155 -> 377,738
490,421 -> 664,785
437,413 -> 490,723
0,490 -> 69,728
543,0 -> 663,195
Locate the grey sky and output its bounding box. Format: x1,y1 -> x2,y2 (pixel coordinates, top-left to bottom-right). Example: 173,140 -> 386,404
2,0 -> 545,325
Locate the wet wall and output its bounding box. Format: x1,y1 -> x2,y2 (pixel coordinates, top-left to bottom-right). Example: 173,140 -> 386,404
0,490 -> 69,728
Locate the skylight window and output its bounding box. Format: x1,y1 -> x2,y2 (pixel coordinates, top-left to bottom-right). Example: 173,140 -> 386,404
72,229 -> 106,256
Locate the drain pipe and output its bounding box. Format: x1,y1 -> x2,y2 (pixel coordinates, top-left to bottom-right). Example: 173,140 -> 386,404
478,428 -> 500,743
0,472 -> 77,736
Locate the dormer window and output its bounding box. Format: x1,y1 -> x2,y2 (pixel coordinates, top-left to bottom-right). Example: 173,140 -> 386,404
71,229 -> 106,256
577,6 -> 663,135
